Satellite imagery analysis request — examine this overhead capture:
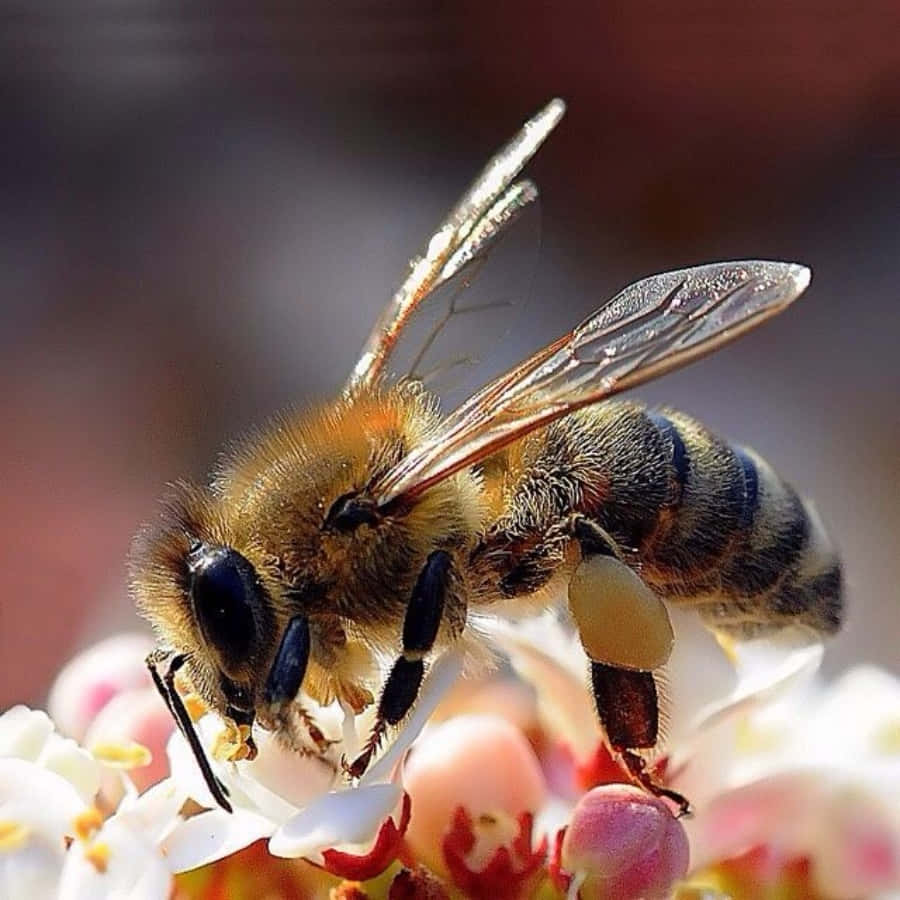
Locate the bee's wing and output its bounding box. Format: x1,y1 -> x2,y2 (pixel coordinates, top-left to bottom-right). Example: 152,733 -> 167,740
371,260 -> 811,505
346,98 -> 565,392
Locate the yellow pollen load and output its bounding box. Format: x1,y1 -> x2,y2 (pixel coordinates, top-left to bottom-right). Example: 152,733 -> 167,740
91,740 -> 153,770
0,820 -> 30,851
73,807 -> 104,843
183,693 -> 208,723
212,721 -> 254,762
84,841 -> 110,873
568,555 -> 674,671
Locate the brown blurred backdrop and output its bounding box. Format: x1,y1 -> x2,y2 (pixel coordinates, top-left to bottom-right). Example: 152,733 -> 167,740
1,2 -> 898,706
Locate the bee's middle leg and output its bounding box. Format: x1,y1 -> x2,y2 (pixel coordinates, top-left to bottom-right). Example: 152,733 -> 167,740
348,549 -> 455,777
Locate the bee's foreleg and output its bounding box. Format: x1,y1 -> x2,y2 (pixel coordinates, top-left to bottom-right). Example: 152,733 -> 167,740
348,549 -> 454,778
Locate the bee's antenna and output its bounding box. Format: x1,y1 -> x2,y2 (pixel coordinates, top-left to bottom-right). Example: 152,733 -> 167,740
146,650 -> 233,813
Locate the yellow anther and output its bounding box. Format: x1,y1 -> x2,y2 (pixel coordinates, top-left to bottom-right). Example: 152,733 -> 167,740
91,740 -> 153,770
73,807 -> 104,842
183,693 -> 208,723
0,820 -> 30,851
84,841 -> 110,873
874,719 -> 900,755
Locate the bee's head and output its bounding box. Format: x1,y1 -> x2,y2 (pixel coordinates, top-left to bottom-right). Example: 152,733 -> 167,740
132,494 -> 317,812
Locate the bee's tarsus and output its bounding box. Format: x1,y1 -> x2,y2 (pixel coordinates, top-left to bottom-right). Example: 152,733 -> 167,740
618,747 -> 692,819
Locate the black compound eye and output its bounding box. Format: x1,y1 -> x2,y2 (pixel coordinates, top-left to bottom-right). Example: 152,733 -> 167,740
190,547 -> 259,670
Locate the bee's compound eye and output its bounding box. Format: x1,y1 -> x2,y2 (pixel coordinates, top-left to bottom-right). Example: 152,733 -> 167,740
190,547 -> 258,667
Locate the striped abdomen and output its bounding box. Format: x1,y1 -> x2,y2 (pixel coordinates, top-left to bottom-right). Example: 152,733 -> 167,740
502,401 -> 843,640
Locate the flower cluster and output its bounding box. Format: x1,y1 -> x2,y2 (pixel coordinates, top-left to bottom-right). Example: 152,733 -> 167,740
1,611 -> 899,899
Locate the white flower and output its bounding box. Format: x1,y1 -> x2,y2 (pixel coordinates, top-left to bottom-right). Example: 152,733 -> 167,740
682,665 -> 900,898
0,705 -> 181,900
487,606 -> 822,765
161,647 -> 464,872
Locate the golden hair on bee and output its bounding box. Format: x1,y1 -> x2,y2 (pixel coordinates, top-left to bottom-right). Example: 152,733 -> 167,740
132,98 -> 841,816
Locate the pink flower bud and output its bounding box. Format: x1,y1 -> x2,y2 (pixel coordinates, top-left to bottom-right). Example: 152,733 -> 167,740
561,784 -> 690,900
403,714 -> 547,878
47,633 -> 154,742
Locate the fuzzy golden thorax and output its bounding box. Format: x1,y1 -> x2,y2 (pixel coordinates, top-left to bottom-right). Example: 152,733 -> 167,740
130,382 -> 485,719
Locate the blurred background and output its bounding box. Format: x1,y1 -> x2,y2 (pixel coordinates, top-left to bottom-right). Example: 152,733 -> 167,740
1,1 -> 897,707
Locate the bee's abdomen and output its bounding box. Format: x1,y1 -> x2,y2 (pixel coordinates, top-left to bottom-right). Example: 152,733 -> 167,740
555,404 -> 843,639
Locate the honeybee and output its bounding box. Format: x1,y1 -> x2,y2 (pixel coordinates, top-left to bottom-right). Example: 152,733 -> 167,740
132,99 -> 843,815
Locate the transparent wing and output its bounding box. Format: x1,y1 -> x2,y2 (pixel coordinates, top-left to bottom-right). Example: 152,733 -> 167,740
371,260 -> 811,505
377,185 -> 543,411
346,99 -> 565,393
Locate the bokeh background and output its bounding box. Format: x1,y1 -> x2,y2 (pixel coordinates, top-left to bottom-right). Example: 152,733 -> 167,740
1,2 -> 898,707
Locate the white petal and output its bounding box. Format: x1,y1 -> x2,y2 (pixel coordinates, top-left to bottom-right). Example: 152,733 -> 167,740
487,615 -> 599,758
235,728 -> 338,817
161,808 -> 273,873
802,666 -> 900,769
678,630 -> 822,747
361,647 -> 465,785
0,758 -> 87,844
0,706 -> 54,762
0,759 -> 88,900
166,717 -> 334,825
58,817 -> 172,900
269,782 -> 402,859
165,726 -> 223,812
661,609 -> 740,746
0,834 -> 66,900
37,736 -> 101,805
114,778 -> 188,846
684,770 -> 826,870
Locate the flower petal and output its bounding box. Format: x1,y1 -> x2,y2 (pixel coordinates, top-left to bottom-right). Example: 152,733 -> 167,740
58,817 -> 172,900
0,706 -> 54,762
483,616 -> 600,759
688,631 -> 823,736
320,793 -> 412,880
360,648 -> 465,786
161,808 -> 274,873
0,831 -> 67,900
37,736 -> 101,806
269,782 -> 403,860
114,777 -> 188,846
0,758 -> 88,845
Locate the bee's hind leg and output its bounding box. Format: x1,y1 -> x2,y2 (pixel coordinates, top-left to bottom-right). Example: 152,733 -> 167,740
564,517 -> 691,816
589,661 -> 691,817
347,549 -> 455,778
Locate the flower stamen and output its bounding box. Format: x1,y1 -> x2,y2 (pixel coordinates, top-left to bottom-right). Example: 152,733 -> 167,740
91,740 -> 153,770
73,807 -> 104,843
0,820 -> 30,852
84,840 -> 111,873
